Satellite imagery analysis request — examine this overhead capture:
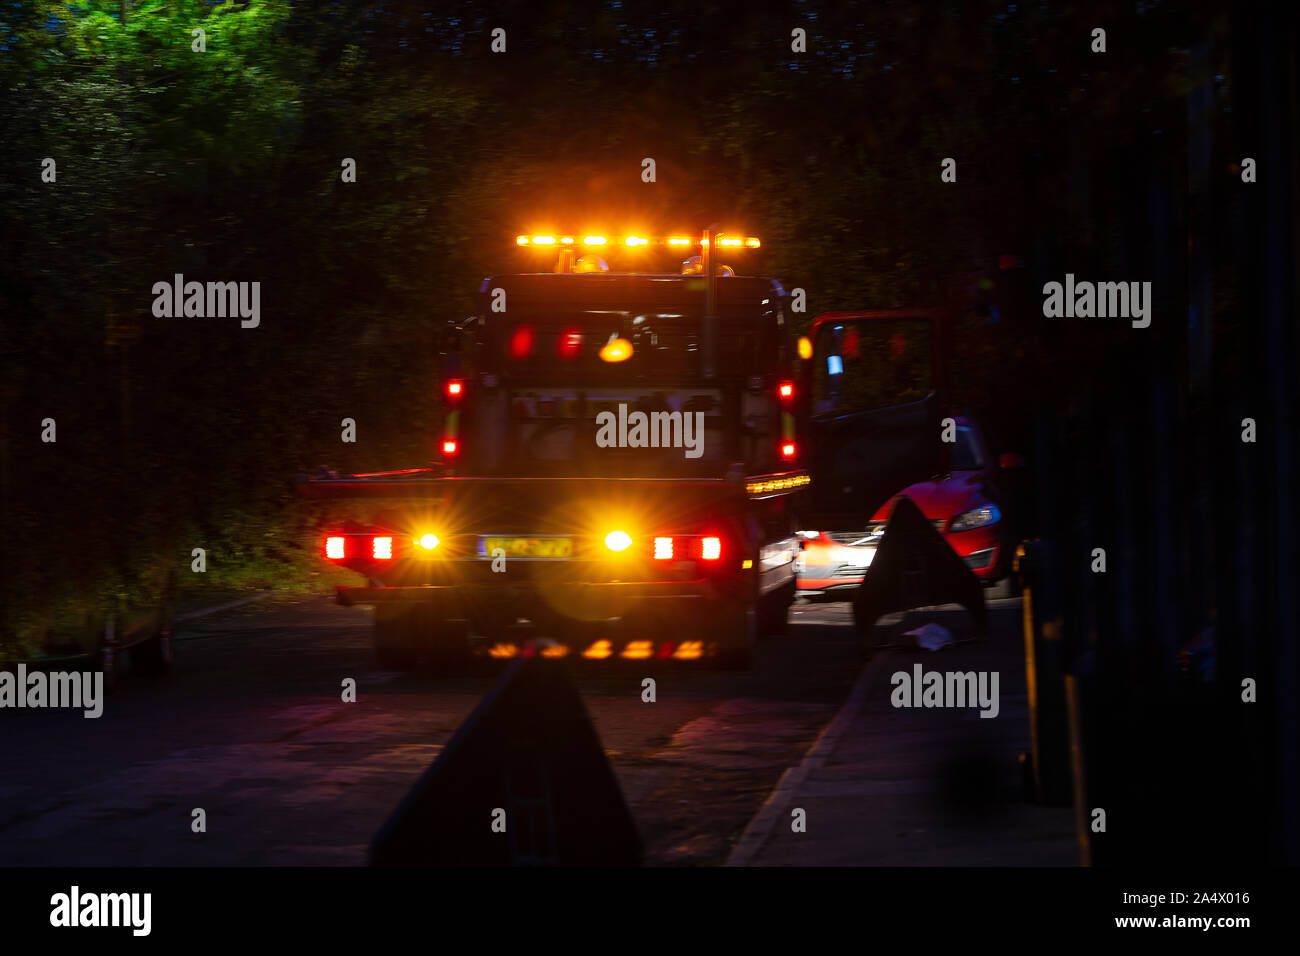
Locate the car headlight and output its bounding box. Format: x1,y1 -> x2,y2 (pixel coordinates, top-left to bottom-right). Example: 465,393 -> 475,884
949,503 -> 1001,531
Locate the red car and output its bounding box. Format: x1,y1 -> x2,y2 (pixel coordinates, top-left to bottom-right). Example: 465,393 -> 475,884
795,417 -> 1022,598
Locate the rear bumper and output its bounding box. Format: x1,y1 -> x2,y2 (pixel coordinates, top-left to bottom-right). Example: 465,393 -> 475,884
797,539 -> 1007,591
345,579 -> 748,659
796,560 -> 871,591
337,580 -> 712,607
338,580 -> 724,637
796,578 -> 864,593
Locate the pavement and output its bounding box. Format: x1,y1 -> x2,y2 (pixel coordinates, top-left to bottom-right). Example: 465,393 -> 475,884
729,598 -> 1080,866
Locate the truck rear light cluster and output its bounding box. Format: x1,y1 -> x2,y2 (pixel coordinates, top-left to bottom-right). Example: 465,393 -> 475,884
604,530 -> 634,552
480,639 -> 708,662
325,533 -> 440,561
746,471 -> 811,498
493,641 -> 678,661
558,328 -> 583,359
324,532 -> 727,564
649,534 -> 723,561
442,377 -> 462,459
562,639 -> 707,660
509,325 -> 534,359
777,379 -> 798,463
578,639 -> 704,660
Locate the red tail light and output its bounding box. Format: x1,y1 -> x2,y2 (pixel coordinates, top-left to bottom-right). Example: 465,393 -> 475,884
701,537 -> 722,560
372,537 -> 393,560
843,327 -> 860,358
325,537 -> 346,559
778,381 -> 795,400
446,380 -> 463,398
781,442 -> 797,460
442,439 -> 458,456
558,327 -> 582,359
509,325 -> 534,359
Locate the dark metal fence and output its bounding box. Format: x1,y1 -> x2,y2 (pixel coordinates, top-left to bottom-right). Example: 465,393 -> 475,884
1017,3 -> 1297,866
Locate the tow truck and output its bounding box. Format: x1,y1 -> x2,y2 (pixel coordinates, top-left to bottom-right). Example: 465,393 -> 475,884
300,227 -> 978,666
300,230 -> 810,668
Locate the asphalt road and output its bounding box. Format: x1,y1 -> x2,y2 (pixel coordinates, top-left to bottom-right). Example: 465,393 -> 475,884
0,593 -> 879,866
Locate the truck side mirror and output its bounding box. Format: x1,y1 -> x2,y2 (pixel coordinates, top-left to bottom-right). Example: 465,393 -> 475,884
440,318 -> 467,382
441,317 -> 471,354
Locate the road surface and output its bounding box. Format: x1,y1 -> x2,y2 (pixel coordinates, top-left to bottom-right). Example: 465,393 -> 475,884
2,593 -> 889,866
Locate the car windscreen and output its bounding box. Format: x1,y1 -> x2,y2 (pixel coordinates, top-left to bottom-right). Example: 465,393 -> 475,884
951,425 -> 986,470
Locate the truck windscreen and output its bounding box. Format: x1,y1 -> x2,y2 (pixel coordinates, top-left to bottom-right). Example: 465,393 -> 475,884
482,308 -> 780,382
493,385 -> 731,478
460,285 -> 789,477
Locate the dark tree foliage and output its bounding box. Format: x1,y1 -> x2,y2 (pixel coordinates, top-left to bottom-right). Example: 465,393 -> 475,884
0,0 -> 1231,652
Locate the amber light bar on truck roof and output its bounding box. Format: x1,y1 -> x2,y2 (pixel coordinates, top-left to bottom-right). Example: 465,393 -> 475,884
515,234 -> 760,249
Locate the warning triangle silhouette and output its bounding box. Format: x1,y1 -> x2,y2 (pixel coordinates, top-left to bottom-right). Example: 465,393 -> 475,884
853,495 -> 989,641
370,656 -> 643,866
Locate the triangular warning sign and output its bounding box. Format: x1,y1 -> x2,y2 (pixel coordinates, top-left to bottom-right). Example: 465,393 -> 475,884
370,656 -> 643,866
853,495 -> 989,640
